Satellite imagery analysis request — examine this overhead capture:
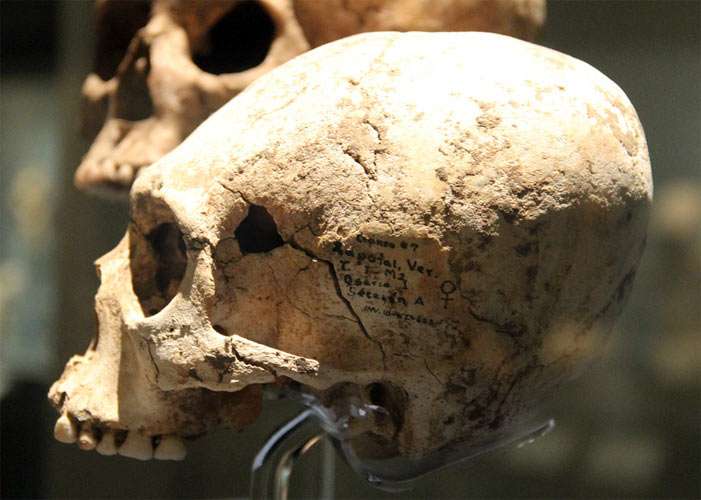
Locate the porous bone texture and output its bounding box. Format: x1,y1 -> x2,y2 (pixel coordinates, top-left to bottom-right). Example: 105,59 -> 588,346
50,32 -> 651,461
75,0 -> 545,197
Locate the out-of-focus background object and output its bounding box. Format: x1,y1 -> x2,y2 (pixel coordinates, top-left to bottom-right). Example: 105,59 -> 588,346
73,0 -> 545,197
1,1 -> 699,498
292,0 -> 545,47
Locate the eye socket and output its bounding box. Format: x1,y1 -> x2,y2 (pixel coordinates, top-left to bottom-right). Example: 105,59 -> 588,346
193,0 -> 276,75
149,223 -> 187,295
93,0 -> 152,81
234,205 -> 284,254
131,223 -> 187,316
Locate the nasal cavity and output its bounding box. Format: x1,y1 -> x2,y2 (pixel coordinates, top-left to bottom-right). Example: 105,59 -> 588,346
94,0 -> 152,81
193,0 -> 276,75
235,205 -> 284,254
150,223 -> 187,295
112,39 -> 154,121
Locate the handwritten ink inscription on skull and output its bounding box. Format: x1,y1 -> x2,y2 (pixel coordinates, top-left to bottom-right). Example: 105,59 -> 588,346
330,233 -> 462,331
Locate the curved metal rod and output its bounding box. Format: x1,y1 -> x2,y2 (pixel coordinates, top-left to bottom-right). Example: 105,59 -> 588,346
274,433 -> 323,499
250,409 -> 325,500
249,403 -> 555,497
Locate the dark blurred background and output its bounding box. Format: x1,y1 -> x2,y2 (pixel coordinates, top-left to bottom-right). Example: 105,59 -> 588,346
1,1 -> 699,498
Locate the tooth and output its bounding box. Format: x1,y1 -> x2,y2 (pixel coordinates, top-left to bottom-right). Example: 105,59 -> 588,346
116,163 -> 132,181
54,412 -> 78,444
154,435 -> 187,461
102,158 -> 116,172
96,430 -> 117,456
118,431 -> 153,461
78,426 -> 98,450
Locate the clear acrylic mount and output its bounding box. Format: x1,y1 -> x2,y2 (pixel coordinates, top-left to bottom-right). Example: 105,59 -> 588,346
250,389 -> 554,499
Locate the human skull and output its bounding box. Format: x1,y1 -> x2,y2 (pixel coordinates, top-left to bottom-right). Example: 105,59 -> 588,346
75,0 -> 545,197
75,0 -> 309,196
51,32 -> 651,467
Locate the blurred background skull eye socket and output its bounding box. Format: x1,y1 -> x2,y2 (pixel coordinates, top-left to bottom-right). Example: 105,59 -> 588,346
192,0 -> 276,75
93,0 -> 152,81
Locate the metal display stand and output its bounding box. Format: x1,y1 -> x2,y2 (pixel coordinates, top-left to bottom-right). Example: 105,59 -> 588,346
249,393 -> 555,500
250,409 -> 327,500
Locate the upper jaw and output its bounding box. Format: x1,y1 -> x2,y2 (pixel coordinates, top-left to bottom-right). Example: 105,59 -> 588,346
48,232 -> 263,460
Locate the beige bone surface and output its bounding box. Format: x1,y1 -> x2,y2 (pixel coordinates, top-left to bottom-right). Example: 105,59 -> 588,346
293,0 -> 545,47
51,32 -> 651,461
75,0 -> 545,197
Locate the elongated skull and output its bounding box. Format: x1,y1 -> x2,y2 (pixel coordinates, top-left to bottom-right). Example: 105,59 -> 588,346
75,0 -> 545,197
51,32 -> 651,467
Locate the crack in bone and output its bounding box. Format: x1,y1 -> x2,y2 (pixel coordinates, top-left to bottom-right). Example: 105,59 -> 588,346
325,257 -> 388,368
294,223 -> 321,238
52,27 -> 651,464
339,144 -> 378,211
363,119 -> 384,173
146,340 -> 160,383
227,340 -> 279,380
227,336 -> 321,383
250,83 -> 310,127
346,36 -> 397,88
219,182 -> 388,369
423,359 -> 442,385
364,119 -> 382,143
209,184 -> 385,372
266,260 -> 358,324
287,236 -> 388,369
342,146 -> 376,180
208,338 -> 276,380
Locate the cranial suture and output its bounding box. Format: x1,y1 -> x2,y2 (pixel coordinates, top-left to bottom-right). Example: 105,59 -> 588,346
50,32 -> 651,463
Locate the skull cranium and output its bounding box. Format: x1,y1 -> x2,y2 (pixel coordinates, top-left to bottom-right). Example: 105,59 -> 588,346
74,0 -> 546,197
51,32 -> 651,467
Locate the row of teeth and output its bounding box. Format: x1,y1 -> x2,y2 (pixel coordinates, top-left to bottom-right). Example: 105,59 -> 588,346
53,412 -> 186,461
